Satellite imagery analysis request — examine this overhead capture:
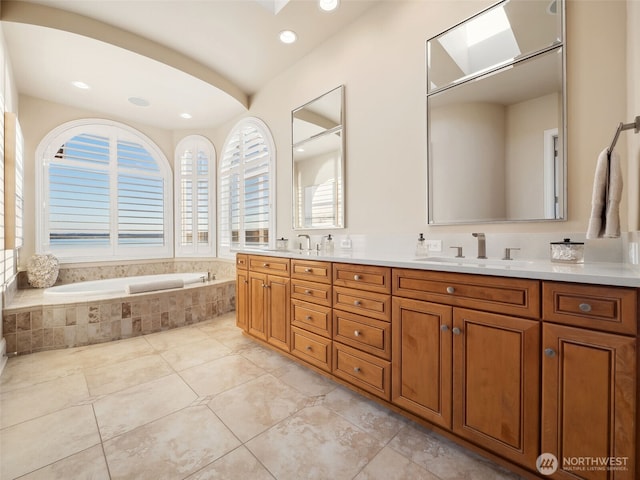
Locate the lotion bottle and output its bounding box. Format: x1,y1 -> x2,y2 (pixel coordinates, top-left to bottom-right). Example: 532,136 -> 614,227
325,234 -> 334,255
415,233 -> 428,257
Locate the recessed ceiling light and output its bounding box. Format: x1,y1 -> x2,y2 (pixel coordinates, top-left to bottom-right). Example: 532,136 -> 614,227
128,97 -> 150,107
279,30 -> 297,44
71,81 -> 90,90
319,0 -> 339,12
180,113 -> 192,119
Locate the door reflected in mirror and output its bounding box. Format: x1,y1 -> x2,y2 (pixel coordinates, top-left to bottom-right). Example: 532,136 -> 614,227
427,0 -> 565,225
292,86 -> 344,229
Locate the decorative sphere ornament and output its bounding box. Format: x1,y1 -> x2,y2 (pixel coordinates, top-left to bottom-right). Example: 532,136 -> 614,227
27,253 -> 60,288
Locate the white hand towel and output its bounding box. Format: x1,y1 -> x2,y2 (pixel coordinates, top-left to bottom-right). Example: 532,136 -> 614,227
125,278 -> 184,294
586,148 -> 623,239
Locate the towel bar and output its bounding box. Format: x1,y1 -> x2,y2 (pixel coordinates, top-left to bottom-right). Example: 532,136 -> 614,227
607,115 -> 640,155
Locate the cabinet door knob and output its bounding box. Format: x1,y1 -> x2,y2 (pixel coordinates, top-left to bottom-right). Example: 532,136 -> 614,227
578,303 -> 592,312
305,268 -> 312,273
304,290 -> 312,295
263,263 -> 269,267
440,324 -> 449,332
306,345 -> 312,351
452,327 -> 461,335
353,300 -> 362,306
305,315 -> 312,321
446,286 -> 455,294
354,274 -> 361,281
544,348 -> 556,357
353,367 -> 361,373
354,330 -> 361,337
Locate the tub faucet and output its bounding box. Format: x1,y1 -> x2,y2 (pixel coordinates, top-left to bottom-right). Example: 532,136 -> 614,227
472,233 -> 487,259
297,234 -> 311,251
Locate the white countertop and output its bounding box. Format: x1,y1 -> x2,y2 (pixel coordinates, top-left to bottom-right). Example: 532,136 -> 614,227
239,249 -> 640,288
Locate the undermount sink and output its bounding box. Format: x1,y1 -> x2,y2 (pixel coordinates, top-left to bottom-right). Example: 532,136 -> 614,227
415,256 -> 536,268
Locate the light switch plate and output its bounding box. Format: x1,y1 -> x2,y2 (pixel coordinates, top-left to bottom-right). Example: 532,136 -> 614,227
426,239 -> 442,252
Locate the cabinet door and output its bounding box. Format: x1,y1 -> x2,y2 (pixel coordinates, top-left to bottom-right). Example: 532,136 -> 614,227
392,297 -> 452,429
248,271 -> 267,340
452,308 -> 540,469
236,270 -> 249,331
542,323 -> 636,480
266,274 -> 291,352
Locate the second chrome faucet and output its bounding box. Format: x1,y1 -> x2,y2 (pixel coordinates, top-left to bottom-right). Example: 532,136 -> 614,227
472,232 -> 487,259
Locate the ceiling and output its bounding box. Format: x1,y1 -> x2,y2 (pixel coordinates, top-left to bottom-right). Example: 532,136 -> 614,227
1,0 -> 381,130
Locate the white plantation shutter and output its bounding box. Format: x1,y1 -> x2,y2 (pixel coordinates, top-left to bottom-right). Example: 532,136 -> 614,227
36,120 -> 172,261
175,135 -> 216,256
219,118 -> 275,257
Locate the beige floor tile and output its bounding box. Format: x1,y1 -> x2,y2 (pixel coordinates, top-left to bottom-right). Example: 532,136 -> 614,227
0,404 -> 101,480
276,362 -> 337,397
179,354 -> 265,397
0,351 -> 83,393
185,446 -> 275,480
103,405 -> 240,480
388,423 -> 523,480
322,386 -> 407,444
94,373 -> 197,440
144,326 -> 211,351
246,405 -> 383,480
208,374 -> 310,442
17,444 -> 110,480
0,373 -> 89,428
240,343 -> 298,374
354,446 -> 441,480
83,353 -> 174,396
160,336 -> 232,371
76,337 -> 158,370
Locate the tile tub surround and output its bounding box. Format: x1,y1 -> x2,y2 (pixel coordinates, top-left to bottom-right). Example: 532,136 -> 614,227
2,279 -> 235,355
0,313 -> 522,480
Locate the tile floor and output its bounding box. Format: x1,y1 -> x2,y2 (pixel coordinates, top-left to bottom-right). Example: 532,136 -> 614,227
0,312 -> 524,480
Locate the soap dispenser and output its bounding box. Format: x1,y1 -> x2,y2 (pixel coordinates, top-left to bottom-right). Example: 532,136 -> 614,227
324,234 -> 335,255
415,233 -> 428,257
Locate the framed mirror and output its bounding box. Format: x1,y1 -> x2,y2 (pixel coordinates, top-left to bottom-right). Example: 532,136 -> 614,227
292,85 -> 345,229
427,0 -> 566,225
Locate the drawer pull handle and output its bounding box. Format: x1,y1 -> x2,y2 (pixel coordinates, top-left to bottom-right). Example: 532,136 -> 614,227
452,327 -> 462,335
544,348 -> 556,358
263,263 -> 269,267
305,268 -> 312,273
353,367 -> 361,373
304,290 -> 312,295
578,303 -> 592,313
305,315 -> 312,321
354,275 -> 361,281
446,286 -> 455,294
354,300 -> 362,306
440,325 -> 449,332
354,330 -> 361,337
305,346 -> 312,352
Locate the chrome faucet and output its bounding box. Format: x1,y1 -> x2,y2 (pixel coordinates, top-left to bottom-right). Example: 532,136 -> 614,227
297,234 -> 311,251
472,233 -> 487,259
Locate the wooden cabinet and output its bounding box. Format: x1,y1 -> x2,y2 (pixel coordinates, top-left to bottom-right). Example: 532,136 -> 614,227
290,259 -> 332,372
392,296 -> 540,468
247,256 -> 291,352
541,282 -> 637,480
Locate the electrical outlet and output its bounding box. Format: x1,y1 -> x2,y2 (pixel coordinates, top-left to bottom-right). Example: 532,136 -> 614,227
426,239 -> 442,252
340,238 -> 352,249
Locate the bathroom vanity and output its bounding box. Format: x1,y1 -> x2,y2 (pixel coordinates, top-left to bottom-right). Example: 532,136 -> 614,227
235,251 -> 638,479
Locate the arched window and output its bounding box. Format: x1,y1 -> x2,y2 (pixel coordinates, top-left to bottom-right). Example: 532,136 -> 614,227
174,135 -> 216,257
36,119 -> 172,262
218,117 -> 276,258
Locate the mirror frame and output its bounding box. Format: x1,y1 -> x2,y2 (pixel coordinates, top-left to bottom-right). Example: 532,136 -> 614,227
292,85 -> 345,230
426,0 -> 566,225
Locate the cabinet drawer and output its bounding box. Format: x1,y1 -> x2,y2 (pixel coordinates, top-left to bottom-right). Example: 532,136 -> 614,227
236,254 -> 248,269
333,286 -> 391,321
291,259 -> 332,284
392,269 -> 540,319
291,326 -> 332,372
543,282 -> 637,335
333,343 -> 391,400
248,255 -> 290,276
333,263 -> 391,294
292,299 -> 331,337
333,310 -> 391,359
291,279 -> 332,307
